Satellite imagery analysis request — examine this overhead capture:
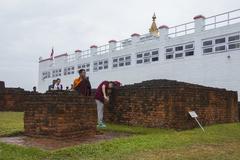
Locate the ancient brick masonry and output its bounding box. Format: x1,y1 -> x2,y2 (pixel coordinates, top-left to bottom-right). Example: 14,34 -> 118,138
104,80 -> 239,130
0,87 -> 26,111
24,91 -> 97,139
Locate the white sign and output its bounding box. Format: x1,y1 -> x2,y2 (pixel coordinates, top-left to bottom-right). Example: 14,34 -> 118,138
189,111 -> 198,118
188,111 -> 205,132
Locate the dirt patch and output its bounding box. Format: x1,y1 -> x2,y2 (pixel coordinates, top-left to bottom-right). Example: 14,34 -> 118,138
0,131 -> 131,150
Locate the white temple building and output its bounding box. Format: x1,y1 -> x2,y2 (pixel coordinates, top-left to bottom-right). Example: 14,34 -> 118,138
38,9 -> 240,99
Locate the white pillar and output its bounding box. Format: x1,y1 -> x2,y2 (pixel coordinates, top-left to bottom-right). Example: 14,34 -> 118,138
131,33 -> 140,44
109,40 -> 117,52
90,45 -> 98,56
158,25 -> 169,41
194,15 -> 206,33
75,49 -> 82,59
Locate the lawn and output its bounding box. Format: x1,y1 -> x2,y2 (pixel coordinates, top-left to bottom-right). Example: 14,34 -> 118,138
0,112 -> 240,160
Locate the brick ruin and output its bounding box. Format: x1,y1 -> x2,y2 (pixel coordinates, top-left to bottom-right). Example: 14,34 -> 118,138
24,92 -> 97,139
0,79 -> 239,138
104,80 -> 239,130
0,81 -> 27,111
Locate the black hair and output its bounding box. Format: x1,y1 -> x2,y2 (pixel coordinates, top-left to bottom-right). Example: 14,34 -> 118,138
108,81 -> 115,87
78,69 -> 85,74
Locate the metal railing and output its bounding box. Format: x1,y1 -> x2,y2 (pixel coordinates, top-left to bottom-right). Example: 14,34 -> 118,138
139,33 -> 159,43
95,44 -> 110,55
168,21 -> 195,38
49,9 -> 240,63
204,9 -> 240,30
76,50 -> 91,59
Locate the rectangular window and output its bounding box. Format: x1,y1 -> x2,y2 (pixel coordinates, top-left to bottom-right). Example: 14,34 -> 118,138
64,66 -> 74,76
166,43 -> 194,60
125,61 -> 131,66
113,64 -> 118,68
113,55 -> 131,68
144,52 -> 150,57
152,57 -> 159,62
78,63 -> 91,72
185,44 -> 194,49
144,58 -> 150,63
185,51 -> 194,56
175,46 -> 183,51
119,58 -> 124,61
175,53 -> 183,58
152,51 -> 159,55
93,59 -> 108,72
125,56 -> 131,60
151,50 -> 159,62
64,66 -> 74,75
119,62 -> 124,67
137,54 -> 142,58
203,48 -> 213,54
215,45 -> 226,52
215,37 -> 225,44
52,68 -> 61,77
166,48 -> 173,52
228,35 -> 240,42
203,40 -> 212,46
228,43 -> 240,50
42,71 -> 51,79
137,49 -> 159,64
137,59 -> 143,64
143,52 -> 151,63
202,34 -> 240,55
166,54 -> 173,59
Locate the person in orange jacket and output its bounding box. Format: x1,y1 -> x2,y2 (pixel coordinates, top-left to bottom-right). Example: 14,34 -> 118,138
73,69 -> 91,96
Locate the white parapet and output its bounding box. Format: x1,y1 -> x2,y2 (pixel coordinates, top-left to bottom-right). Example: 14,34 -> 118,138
131,33 -> 140,44
109,40 -> 117,52
194,15 -> 206,33
90,45 -> 98,56
158,25 -> 169,40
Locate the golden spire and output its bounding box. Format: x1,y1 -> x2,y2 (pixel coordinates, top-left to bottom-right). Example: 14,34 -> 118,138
149,13 -> 159,36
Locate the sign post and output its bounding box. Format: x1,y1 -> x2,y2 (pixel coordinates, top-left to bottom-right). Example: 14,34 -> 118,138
188,111 -> 205,132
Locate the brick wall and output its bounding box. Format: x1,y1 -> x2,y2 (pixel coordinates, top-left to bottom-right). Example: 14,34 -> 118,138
0,79 -> 238,133
0,81 -> 5,93
24,91 -> 97,139
104,80 -> 239,130
0,88 -> 26,111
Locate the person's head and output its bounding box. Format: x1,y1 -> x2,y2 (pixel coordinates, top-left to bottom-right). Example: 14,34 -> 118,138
78,69 -> 86,78
56,78 -> 61,84
108,81 -> 114,88
66,86 -> 69,90
52,79 -> 56,85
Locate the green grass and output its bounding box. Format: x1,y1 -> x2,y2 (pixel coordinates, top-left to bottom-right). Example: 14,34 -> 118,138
0,112 -> 240,160
0,112 -> 24,136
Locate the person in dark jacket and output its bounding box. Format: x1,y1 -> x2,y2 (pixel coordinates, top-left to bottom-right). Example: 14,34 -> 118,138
48,79 -> 56,91
73,69 -> 91,96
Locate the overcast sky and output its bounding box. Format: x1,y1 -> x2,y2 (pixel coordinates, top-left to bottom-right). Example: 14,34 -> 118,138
0,0 -> 239,90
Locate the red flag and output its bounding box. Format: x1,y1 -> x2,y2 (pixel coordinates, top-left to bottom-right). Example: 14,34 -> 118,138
50,47 -> 54,59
